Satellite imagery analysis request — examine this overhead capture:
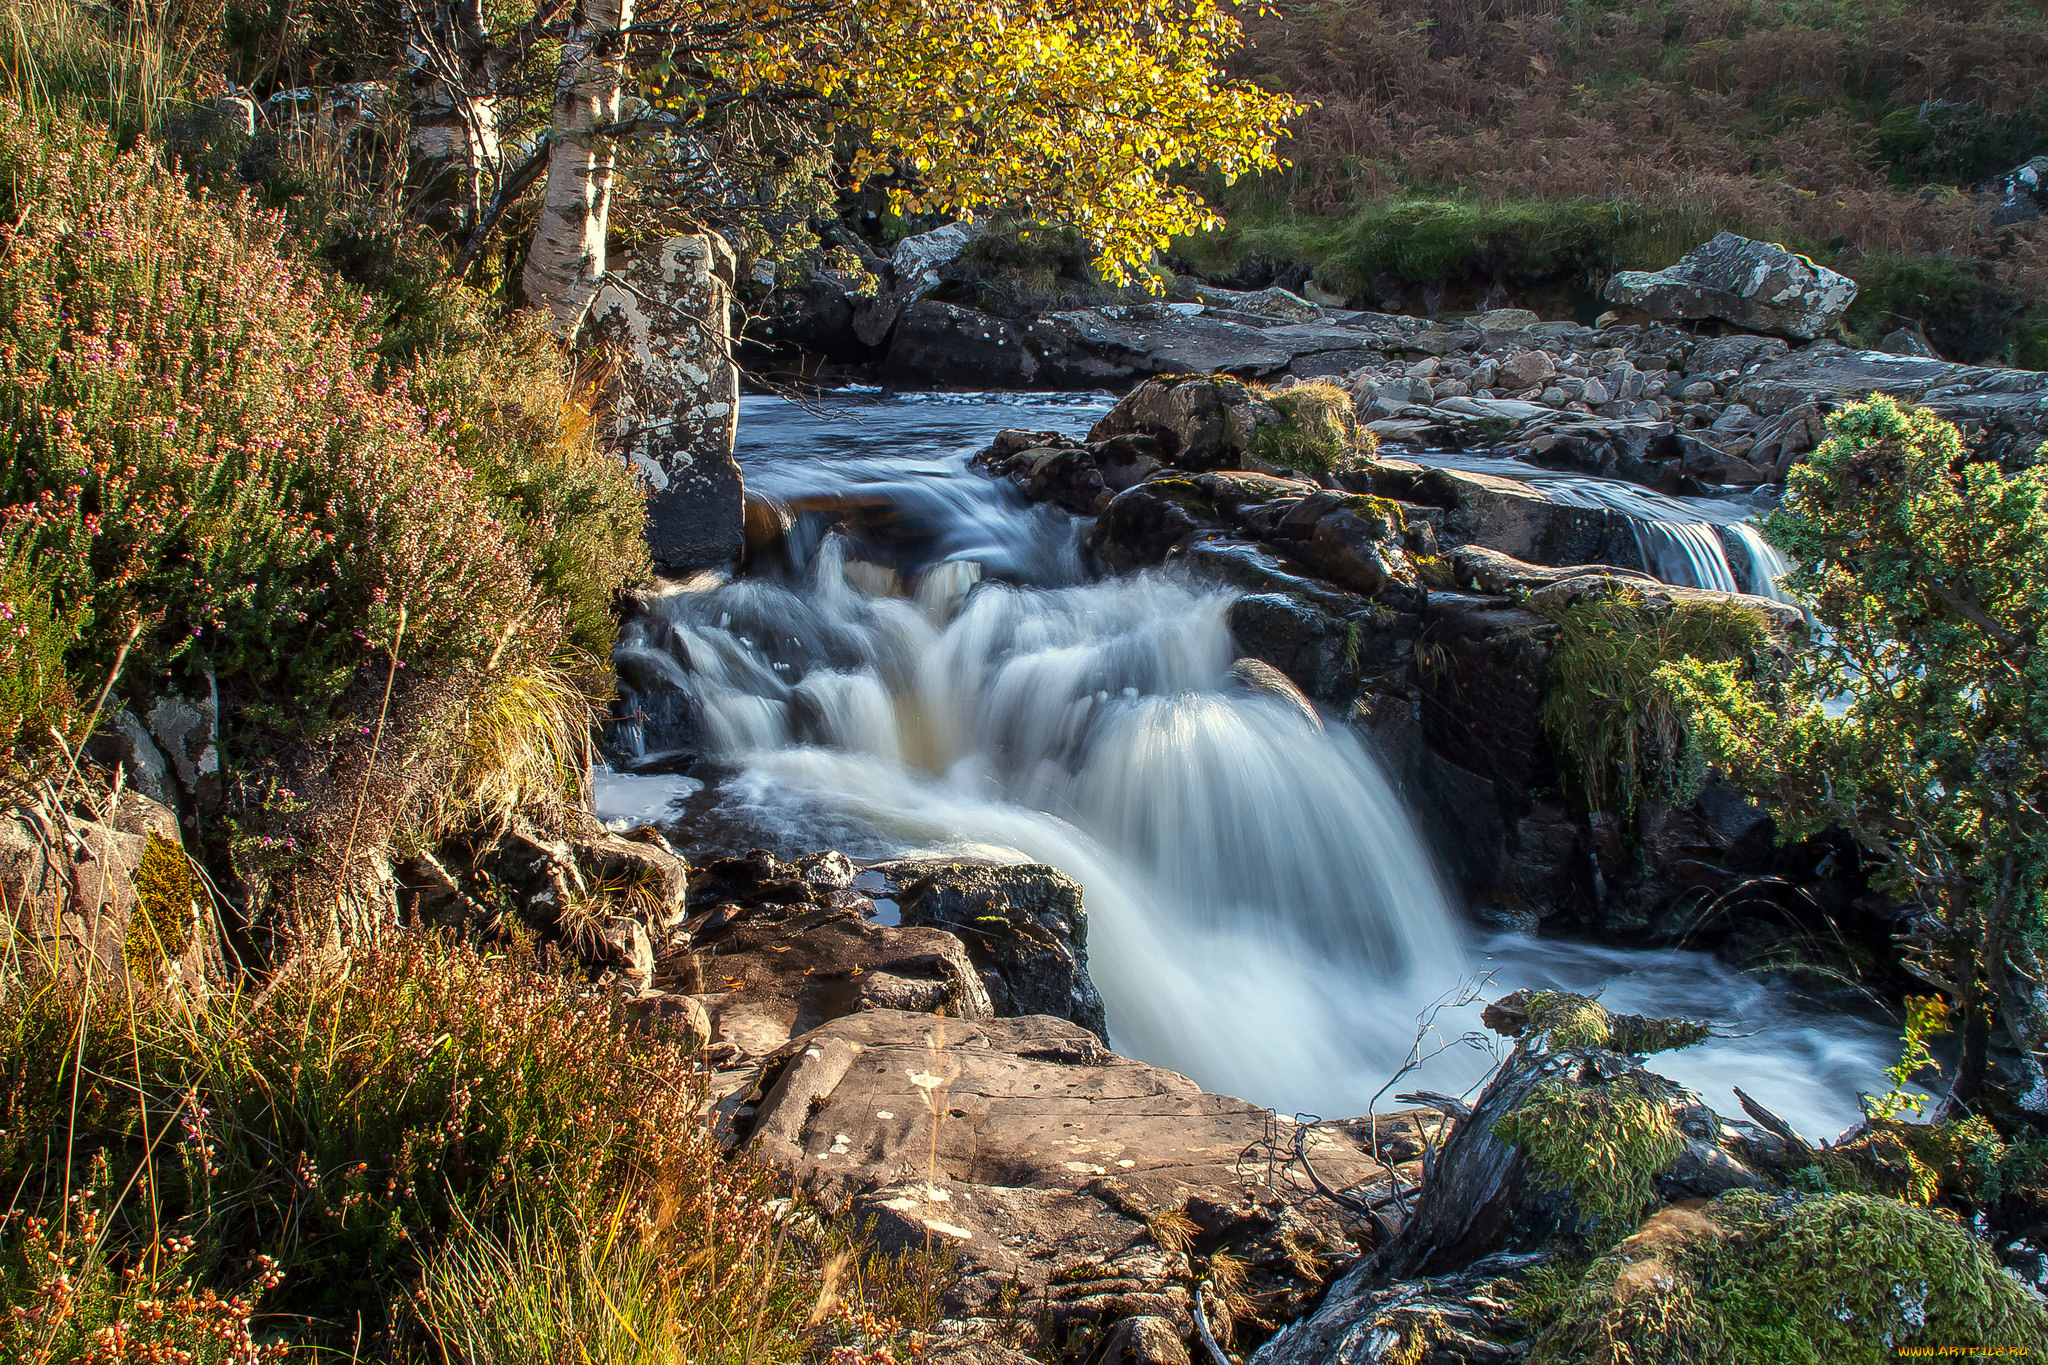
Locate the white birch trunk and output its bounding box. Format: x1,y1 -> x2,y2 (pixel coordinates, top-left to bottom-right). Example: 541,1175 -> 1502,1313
402,0 -> 502,231
523,0 -> 635,334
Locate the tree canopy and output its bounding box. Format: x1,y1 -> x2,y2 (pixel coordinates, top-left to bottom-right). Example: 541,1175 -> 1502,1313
1659,397 -> 2048,1120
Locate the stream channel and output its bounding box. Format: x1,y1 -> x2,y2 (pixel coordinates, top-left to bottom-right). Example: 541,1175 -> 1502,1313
603,390 -> 1902,1139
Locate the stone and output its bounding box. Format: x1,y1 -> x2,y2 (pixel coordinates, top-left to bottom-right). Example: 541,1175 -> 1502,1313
147,682 -> 221,810
1580,377 -> 1612,406
884,861 -> 1108,1036
885,300 -> 1037,387
744,1009 -> 1439,1337
1603,232 -> 1857,340
1538,385 -> 1568,407
1471,308 -> 1540,331
1680,380 -> 1717,402
580,232 -> 743,572
1495,351 -> 1555,391
1879,327 -> 1939,358
1,797 -> 222,998
1414,467 -> 1639,569
1100,1315 -> 1193,1364
852,221 -> 977,347
1682,333 -> 1790,379
1087,377 -> 1275,472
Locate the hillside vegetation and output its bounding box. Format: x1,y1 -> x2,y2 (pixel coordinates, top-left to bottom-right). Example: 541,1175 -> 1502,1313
1191,0 -> 2048,361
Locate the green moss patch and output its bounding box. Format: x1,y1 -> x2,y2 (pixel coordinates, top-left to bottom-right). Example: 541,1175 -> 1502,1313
1495,1070 -> 1685,1236
125,832 -> 200,979
1523,1191 -> 2048,1362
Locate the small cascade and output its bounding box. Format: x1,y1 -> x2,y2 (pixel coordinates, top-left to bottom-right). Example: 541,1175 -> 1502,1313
1534,476 -> 1743,592
1723,521 -> 1794,603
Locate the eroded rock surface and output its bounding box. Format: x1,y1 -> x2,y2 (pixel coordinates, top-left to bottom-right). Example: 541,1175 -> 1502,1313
744,1008 -> 1444,1353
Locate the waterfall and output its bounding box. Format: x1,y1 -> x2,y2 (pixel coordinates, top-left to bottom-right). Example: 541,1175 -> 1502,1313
1533,476 -> 1744,592
601,391 -> 1901,1135
618,546 -> 1469,1111
1723,521 -> 1794,603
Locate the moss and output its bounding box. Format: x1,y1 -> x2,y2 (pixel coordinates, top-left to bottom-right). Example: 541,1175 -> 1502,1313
1523,991 -> 1615,1051
1523,1191 -> 2048,1362
1533,588 -> 1776,816
126,832 -> 199,979
1494,1071 -> 1684,1236
1252,381 -> 1374,476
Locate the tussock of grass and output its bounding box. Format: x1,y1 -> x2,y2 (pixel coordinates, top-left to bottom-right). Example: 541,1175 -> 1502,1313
1254,380 -> 1376,476
1533,588 -> 1776,816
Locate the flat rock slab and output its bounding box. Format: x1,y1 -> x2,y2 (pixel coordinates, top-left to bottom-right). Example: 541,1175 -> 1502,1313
745,1009 -> 1439,1338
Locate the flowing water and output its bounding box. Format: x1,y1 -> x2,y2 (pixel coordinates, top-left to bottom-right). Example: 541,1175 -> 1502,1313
608,391 -> 1888,1138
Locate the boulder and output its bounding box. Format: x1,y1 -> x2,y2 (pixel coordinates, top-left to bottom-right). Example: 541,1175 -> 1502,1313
744,1009 -> 1444,1348
881,860 -> 1108,1037
884,300 -> 1038,387
1087,377 -> 1277,471
2,795 -> 222,998
1603,232 -> 1857,341
1410,467 -> 1640,570
854,221 -> 978,347
581,232 -> 744,572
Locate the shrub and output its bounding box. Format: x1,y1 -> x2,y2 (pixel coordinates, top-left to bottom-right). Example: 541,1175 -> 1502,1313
0,112 -> 540,739
0,926 -> 956,1359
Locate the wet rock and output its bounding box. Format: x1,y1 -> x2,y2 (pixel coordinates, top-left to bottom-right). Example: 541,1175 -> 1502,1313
883,861 -> 1107,1036
884,300 -> 1038,388
1604,232 -> 1857,340
1414,467 -> 1640,570
581,232 -> 743,572
1227,658 -> 1324,732
744,1009 -> 1438,1349
1088,478 -> 1227,572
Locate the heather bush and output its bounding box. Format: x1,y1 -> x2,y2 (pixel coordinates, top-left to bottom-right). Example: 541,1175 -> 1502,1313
0,929 -> 938,1358
0,110 -> 646,829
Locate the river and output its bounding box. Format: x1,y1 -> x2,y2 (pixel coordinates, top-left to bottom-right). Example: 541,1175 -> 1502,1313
604,389 -> 1903,1139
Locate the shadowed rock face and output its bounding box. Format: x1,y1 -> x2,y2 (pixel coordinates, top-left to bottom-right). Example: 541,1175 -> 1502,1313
1603,232 -> 1857,341
881,860 -> 1108,1038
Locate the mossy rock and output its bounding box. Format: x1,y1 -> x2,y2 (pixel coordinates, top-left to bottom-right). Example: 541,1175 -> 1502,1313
1522,1191 -> 2048,1362
126,831 -> 201,983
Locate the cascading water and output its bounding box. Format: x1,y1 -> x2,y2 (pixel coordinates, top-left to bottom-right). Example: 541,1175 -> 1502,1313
1426,450 -> 1793,600
608,392 -> 1892,1135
